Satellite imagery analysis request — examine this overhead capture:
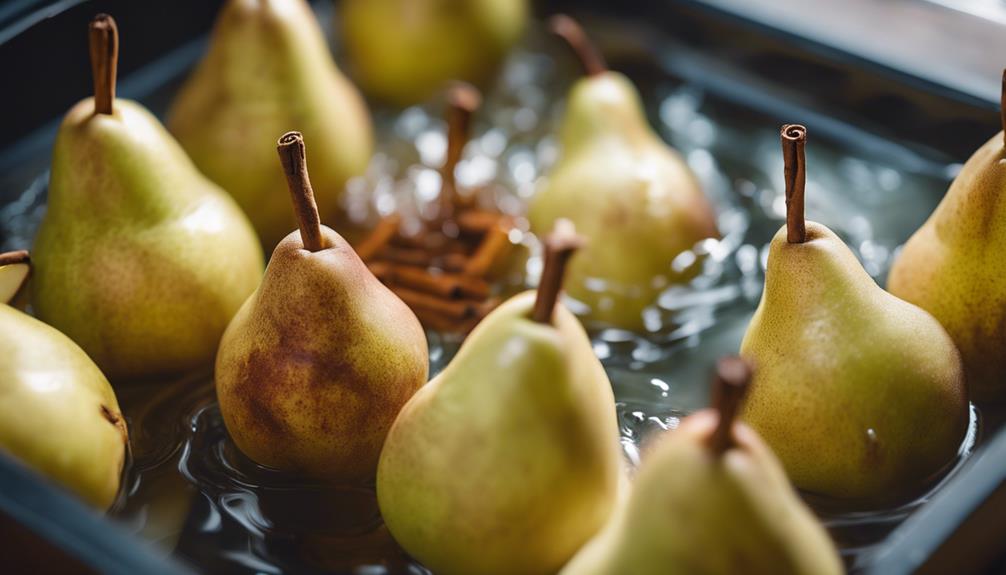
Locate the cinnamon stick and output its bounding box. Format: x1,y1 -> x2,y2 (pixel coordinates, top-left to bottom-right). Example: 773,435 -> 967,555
356,215 -> 402,261
532,219 -> 584,324
707,356 -> 753,454
89,14 -> 118,115
781,124 -> 807,244
458,210 -> 509,236
277,132 -> 325,252
392,286 -> 476,320
441,83 -> 482,217
464,223 -> 511,277
440,252 -> 470,273
379,246 -> 435,267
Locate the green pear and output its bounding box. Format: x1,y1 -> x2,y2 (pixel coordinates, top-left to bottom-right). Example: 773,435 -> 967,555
170,0 -> 373,248
562,357 -> 843,575
529,16 -> 717,331
740,125 -> 968,502
376,221 -> 623,575
32,15 -> 263,382
888,75 -> 1006,402
340,0 -> 527,107
0,251 -> 128,509
215,133 -> 428,483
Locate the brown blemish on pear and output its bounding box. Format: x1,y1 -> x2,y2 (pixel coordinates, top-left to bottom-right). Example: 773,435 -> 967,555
100,404 -> 128,446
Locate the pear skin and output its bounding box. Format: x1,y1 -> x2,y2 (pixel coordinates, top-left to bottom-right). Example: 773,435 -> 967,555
33,98 -> 264,382
562,410 -> 842,575
376,291 -> 623,575
888,130 -> 1006,403
340,0 -> 528,107
530,19 -> 717,331
216,228 -> 428,482
0,255 -> 127,510
741,223 -> 968,500
170,0 -> 373,247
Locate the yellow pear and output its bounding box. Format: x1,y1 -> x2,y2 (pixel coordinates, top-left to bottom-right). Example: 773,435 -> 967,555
215,133 -> 427,483
170,0 -> 373,247
376,221 -> 623,575
32,15 -> 263,382
529,16 -> 717,331
340,0 -> 528,106
740,125 -> 968,502
888,71 -> 1006,402
0,251 -> 127,509
562,358 -> 843,575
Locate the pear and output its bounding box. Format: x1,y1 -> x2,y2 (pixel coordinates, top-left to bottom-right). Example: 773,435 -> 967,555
887,72 -> 1006,403
0,251 -> 128,509
740,125 -> 968,502
31,15 -> 263,382
562,357 -> 843,575
215,132 -> 428,483
529,16 -> 718,331
340,0 -> 528,107
376,220 -> 623,575
169,0 -> 373,248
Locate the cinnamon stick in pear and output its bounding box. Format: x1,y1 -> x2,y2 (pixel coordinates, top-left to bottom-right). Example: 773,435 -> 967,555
781,124 -> 807,244
441,83 -> 482,217
707,355 -> 753,454
277,131 -> 325,252
532,219 -> 585,324
89,14 -> 118,115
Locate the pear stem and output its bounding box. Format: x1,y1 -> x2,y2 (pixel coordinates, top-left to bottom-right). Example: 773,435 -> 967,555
441,82 -> 482,217
549,15 -> 607,77
708,356 -> 753,455
532,219 -> 585,324
277,132 -> 325,252
89,14 -> 118,115
781,124 -> 807,244
1000,69 -> 1006,147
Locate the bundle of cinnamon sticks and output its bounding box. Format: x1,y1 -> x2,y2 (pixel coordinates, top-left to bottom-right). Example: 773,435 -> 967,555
356,209 -> 514,333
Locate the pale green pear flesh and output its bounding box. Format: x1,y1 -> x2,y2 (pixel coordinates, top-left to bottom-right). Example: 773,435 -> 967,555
741,222 -> 968,501
32,98 -> 264,382
376,291 -> 623,575
888,131 -> 1006,402
215,227 -> 428,483
561,411 -> 843,575
341,0 -> 528,107
0,305 -> 127,509
529,72 -> 717,331
0,260 -> 29,305
169,0 -> 373,248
